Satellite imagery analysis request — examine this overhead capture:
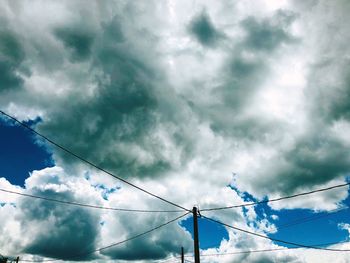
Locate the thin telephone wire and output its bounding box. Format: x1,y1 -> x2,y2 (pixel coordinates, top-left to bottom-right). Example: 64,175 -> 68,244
0,110 -> 189,212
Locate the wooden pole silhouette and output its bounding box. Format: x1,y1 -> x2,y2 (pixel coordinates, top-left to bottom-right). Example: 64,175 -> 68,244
193,207 -> 200,263
181,247 -> 184,263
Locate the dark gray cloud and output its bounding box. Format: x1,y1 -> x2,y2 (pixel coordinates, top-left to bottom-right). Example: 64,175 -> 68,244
187,54 -> 269,140
101,233 -> 181,260
27,10 -> 196,180
101,17 -> 125,44
188,11 -> 223,47
0,30 -> 25,91
241,12 -> 295,52
23,211 -> 99,260
1,1 -> 350,262
100,212 -> 189,261
218,55 -> 266,109
187,10 -> 297,141
236,126 -> 350,197
250,257 -> 275,263
19,189 -> 100,260
281,133 -> 350,192
38,22 -> 170,177
248,255 -> 299,263
254,0 -> 350,196
0,165 -> 193,262
54,28 -> 95,62
297,0 -> 350,125
306,59 -> 350,123
183,4 -> 350,201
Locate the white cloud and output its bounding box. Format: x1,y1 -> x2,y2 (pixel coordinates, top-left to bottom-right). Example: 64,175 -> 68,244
1,0 -> 350,261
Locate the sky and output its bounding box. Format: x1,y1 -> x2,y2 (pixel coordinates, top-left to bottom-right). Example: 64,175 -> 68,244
1,0 -> 350,262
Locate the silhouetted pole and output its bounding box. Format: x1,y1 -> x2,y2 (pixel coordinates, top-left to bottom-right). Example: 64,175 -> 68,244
181,247 -> 184,263
15,257 -> 19,263
193,207 -> 200,263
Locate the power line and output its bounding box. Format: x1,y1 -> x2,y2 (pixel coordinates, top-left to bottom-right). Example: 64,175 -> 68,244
186,206 -> 348,255
201,248 -> 288,257
201,182 -> 350,211
157,259 -> 178,263
19,212 -> 190,262
156,256 -> 179,263
75,212 -> 191,257
198,240 -> 350,257
277,207 -> 348,230
0,110 -> 189,212
201,215 -> 350,252
0,188 -> 184,213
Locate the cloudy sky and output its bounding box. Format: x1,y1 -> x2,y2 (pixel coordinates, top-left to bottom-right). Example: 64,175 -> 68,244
1,0 -> 350,262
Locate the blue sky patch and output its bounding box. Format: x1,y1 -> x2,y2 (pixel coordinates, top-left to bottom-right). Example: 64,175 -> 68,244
180,215 -> 229,249
268,189 -> 350,247
228,183 -> 350,248
0,117 -> 54,186
93,184 -> 120,200
269,207 -> 350,247
246,188 -> 350,248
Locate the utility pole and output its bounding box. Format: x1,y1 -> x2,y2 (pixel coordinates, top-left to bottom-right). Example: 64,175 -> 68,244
192,207 -> 200,263
181,247 -> 184,263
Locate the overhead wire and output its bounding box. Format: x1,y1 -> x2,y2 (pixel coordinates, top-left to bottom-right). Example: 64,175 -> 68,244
156,256 -> 179,263
201,248 -> 288,257
277,207 -> 348,230
201,214 -> 350,252
0,110 -> 189,212
179,208 -> 350,259
198,240 -> 350,257
157,259 -> 178,263
201,182 -> 350,211
0,188 -> 183,213
3,109 -> 350,258
19,212 -> 190,262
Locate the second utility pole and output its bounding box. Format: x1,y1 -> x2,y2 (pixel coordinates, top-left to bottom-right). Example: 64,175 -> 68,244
193,207 -> 200,263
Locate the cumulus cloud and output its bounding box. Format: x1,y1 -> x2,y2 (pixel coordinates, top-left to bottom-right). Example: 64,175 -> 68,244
0,29 -> 25,91
1,0 -> 350,262
2,168 -> 101,260
188,10 -> 224,47
54,27 -> 95,63
0,166 -> 194,261
240,11 -> 296,52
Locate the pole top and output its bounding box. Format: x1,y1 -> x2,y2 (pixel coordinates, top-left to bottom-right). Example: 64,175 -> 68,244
192,206 -> 201,217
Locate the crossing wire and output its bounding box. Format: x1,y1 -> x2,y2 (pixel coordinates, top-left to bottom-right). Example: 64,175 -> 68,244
0,110 -> 189,212
156,256 -> 179,263
277,207 -> 348,230
201,248 -> 288,257
197,240 -> 350,257
19,212 -> 190,262
201,214 -> 350,252
157,259 -> 178,263
0,188 -> 184,213
201,182 -> 350,211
